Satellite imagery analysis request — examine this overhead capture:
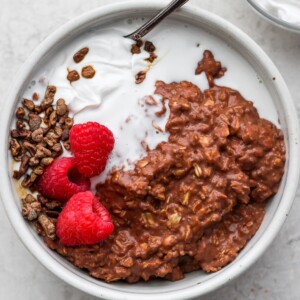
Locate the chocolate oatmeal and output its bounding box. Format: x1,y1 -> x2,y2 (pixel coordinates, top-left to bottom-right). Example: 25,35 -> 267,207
44,51 -> 285,283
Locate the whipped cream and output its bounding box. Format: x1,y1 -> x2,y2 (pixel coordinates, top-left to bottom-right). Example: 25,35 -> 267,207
23,18 -> 279,188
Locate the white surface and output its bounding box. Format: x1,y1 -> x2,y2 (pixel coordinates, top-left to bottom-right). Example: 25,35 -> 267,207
0,0 -> 299,299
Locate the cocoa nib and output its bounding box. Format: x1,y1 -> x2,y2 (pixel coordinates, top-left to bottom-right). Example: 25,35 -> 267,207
22,194 -> 42,221
131,44 -> 141,54
144,41 -> 156,53
54,127 -> 63,138
38,214 -> 56,240
67,70 -> 80,83
40,157 -> 54,166
22,99 -> 35,111
135,71 -> 147,84
56,99 -> 68,116
21,175 -> 32,188
19,154 -> 30,176
32,92 -> 39,101
136,39 -> 143,48
34,105 -> 43,114
9,139 -> 21,157
16,120 -> 26,130
28,114 -> 42,131
11,129 -> 20,139
61,128 -> 69,141
131,40 -> 143,54
73,47 -> 89,63
9,84 -> 74,224
40,85 -> 56,111
29,157 -> 39,167
35,144 -> 51,158
45,106 -> 54,117
16,107 -> 25,119
31,128 -> 44,143
41,99 -> 53,112
13,171 -> 21,180
23,141 -> 37,156
64,117 -> 74,129
11,129 -> 31,140
52,143 -> 63,155
81,65 -> 96,79
45,85 -> 56,100
49,110 -> 57,127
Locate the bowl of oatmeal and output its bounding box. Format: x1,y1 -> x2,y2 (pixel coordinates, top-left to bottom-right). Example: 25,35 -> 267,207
0,1 -> 299,299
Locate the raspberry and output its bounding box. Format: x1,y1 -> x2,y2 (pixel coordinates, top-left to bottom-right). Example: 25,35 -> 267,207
56,191 -> 114,246
36,157 -> 90,202
69,122 -> 114,178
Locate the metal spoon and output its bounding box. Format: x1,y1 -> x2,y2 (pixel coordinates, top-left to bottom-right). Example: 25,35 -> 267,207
124,0 -> 190,41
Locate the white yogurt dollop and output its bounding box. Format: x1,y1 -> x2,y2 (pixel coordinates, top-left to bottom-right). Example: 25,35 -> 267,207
255,0 -> 300,26
23,18 -> 278,188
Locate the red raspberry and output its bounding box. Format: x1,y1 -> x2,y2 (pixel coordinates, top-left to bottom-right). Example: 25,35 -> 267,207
56,191 -> 114,246
36,157 -> 91,202
69,122 -> 114,178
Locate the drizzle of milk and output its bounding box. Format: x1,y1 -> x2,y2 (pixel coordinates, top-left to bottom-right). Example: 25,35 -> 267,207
256,0 -> 300,26
23,18 -> 278,187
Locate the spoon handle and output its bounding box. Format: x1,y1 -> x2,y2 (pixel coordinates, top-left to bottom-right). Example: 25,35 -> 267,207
124,0 -> 189,40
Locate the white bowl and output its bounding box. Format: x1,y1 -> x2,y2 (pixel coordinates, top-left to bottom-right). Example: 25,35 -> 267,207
1,1 -> 299,299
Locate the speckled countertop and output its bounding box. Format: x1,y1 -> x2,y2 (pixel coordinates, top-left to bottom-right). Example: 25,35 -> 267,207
0,0 -> 299,299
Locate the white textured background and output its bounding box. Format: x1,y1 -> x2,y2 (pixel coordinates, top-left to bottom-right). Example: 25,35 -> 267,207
0,0 -> 299,299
